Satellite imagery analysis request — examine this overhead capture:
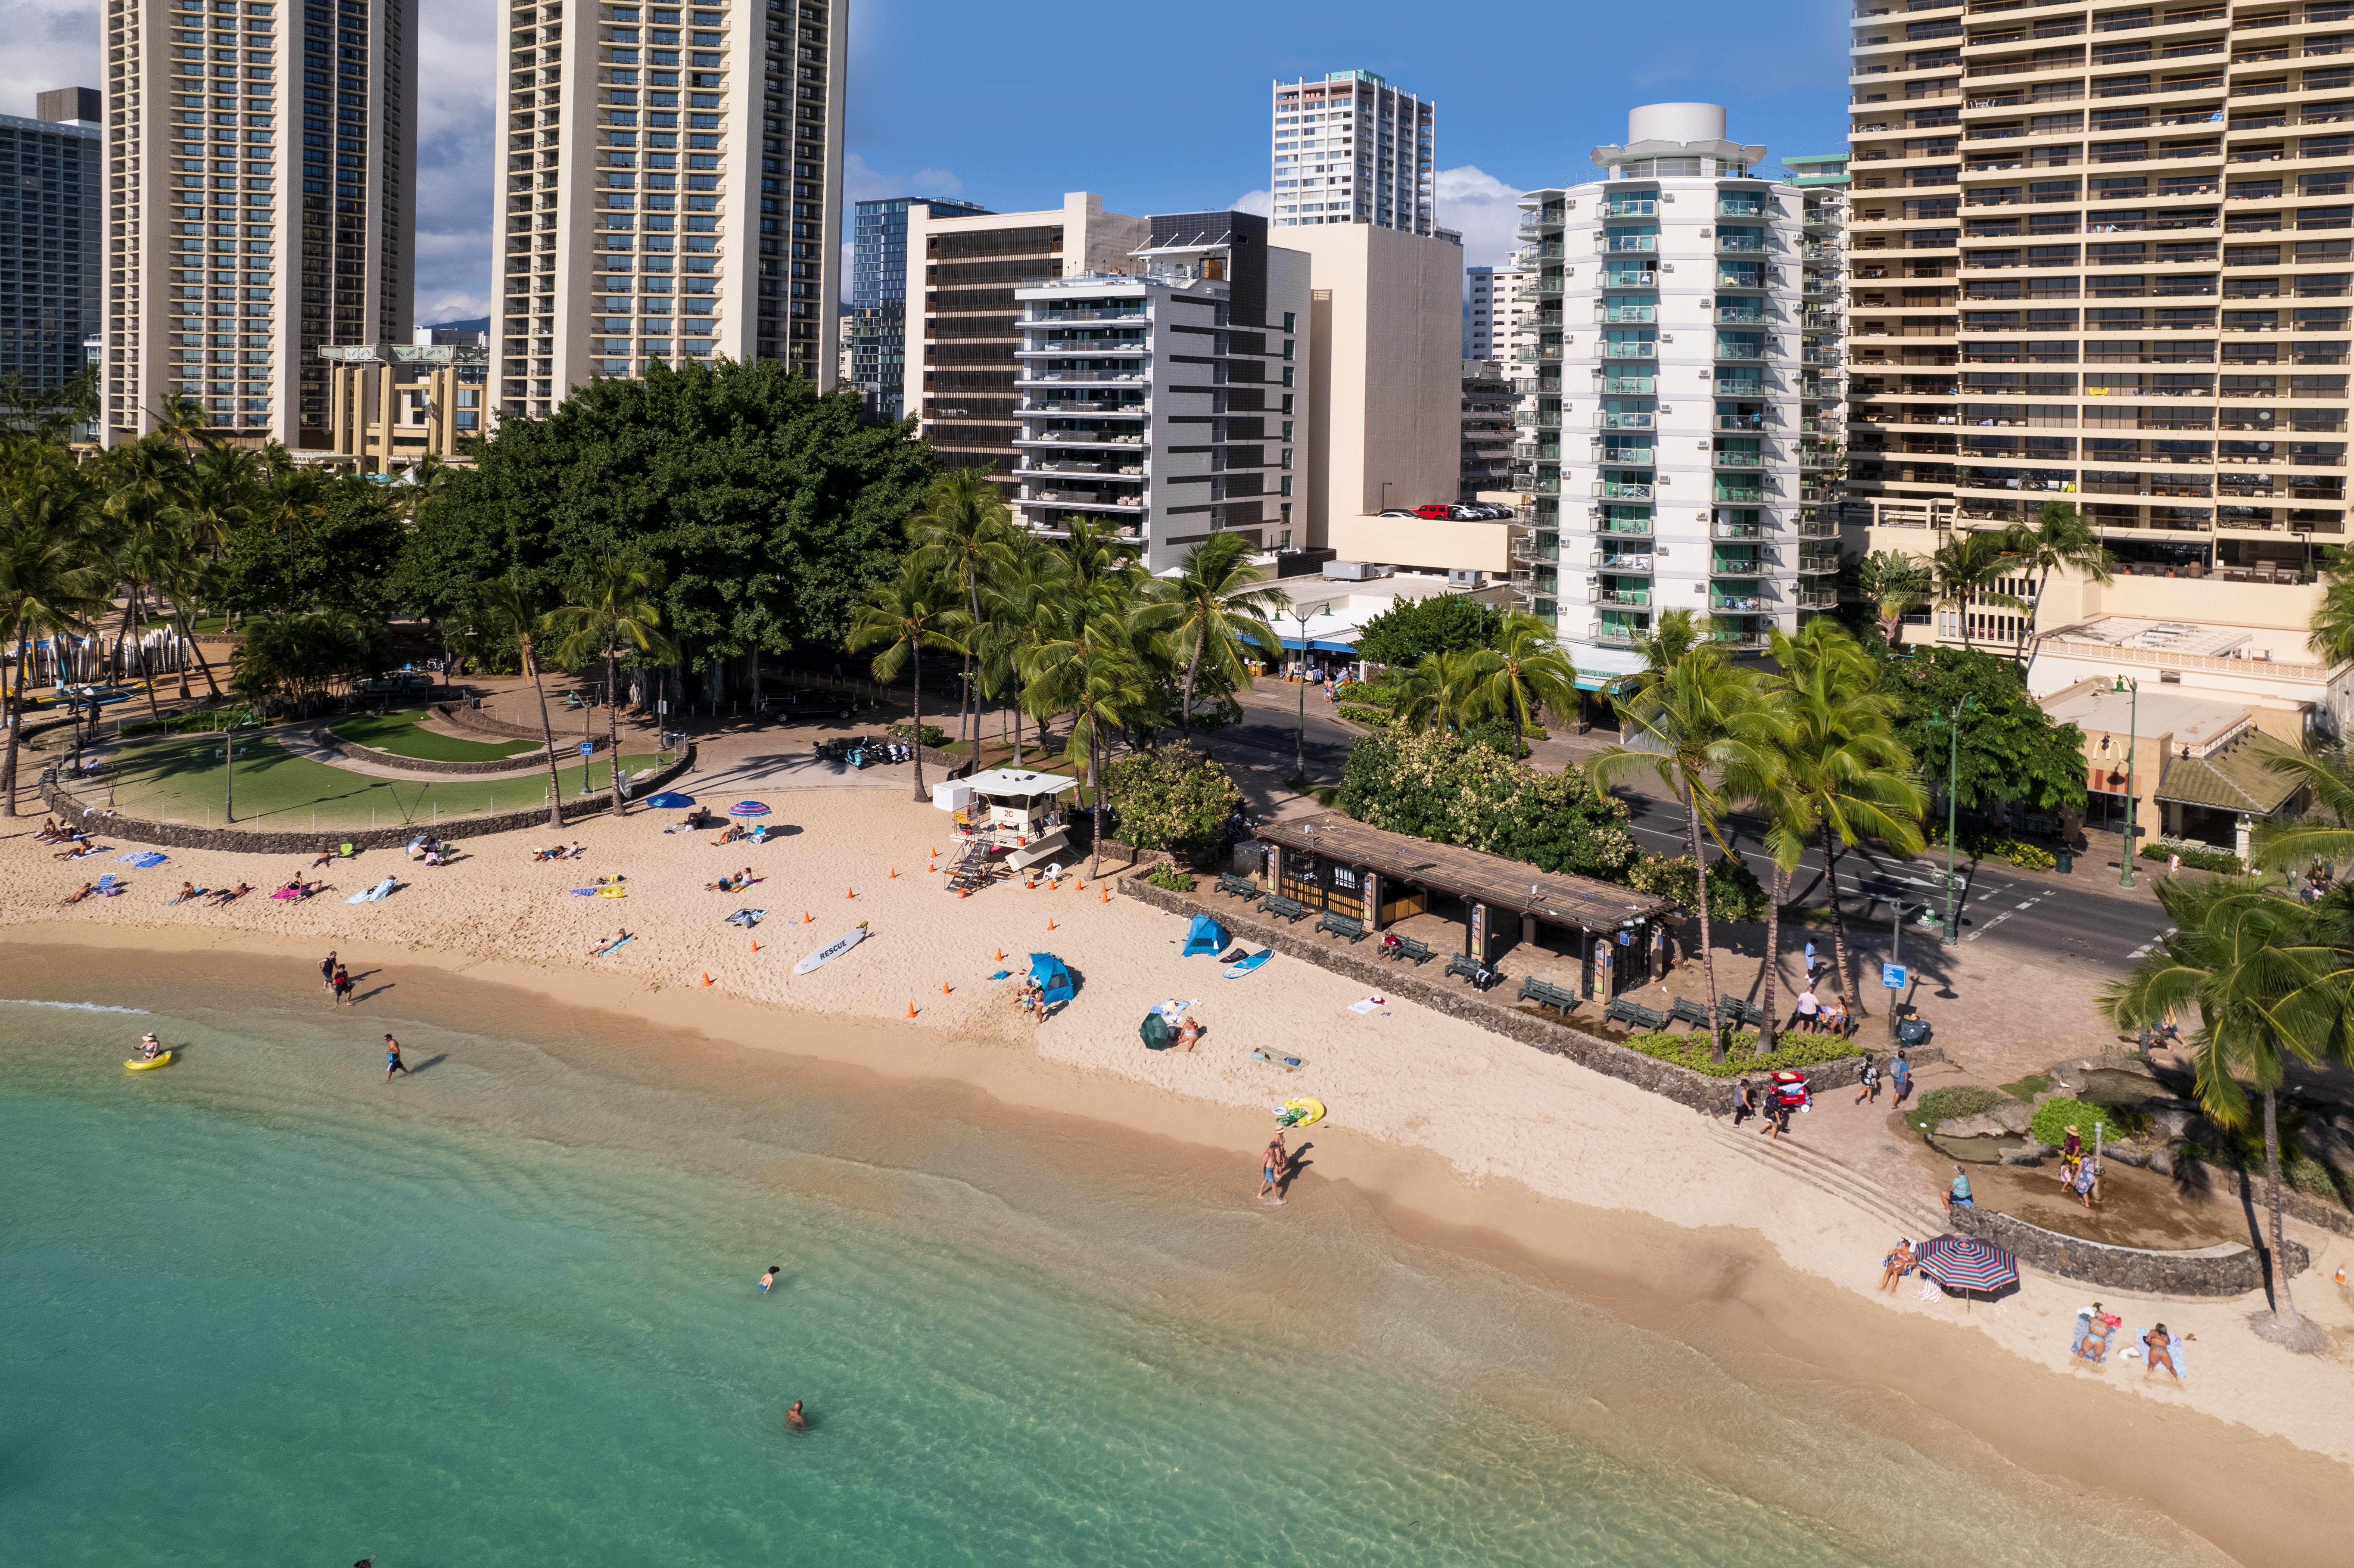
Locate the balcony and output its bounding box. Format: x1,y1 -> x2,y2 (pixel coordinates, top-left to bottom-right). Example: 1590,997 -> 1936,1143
1526,275 -> 1566,298
1025,306 -> 1149,325
1716,234 -> 1769,254
1597,410 -> 1653,429
1796,550 -> 1841,575
1598,551 -> 1654,572
1594,586 -> 1653,607
1711,516 -> 1766,539
1017,397 -> 1148,417
1717,414 -> 1770,434
1598,517 -> 1655,537
1604,198 -> 1659,216
1018,460 -> 1145,479
1710,591 -> 1768,611
1801,445 -> 1844,468
1709,627 -> 1772,650
1714,482 -> 1768,503
1716,341 -> 1779,361
1716,307 -> 1769,325
1599,373 -> 1657,393
1796,514 -> 1840,538
1598,304 -> 1657,323
1516,409 -> 1564,429
1715,377 -> 1770,396
1719,199 -> 1768,218
1598,233 -> 1660,252
1513,344 -> 1565,362
1593,479 -> 1655,500
1600,341 -> 1659,359
1602,268 -> 1660,287
1717,268 -> 1768,290
1509,534 -> 1560,563
1710,556 -> 1765,578
1794,583 -> 1841,609
1713,449 -> 1768,469
1015,490 -> 1146,514
1513,243 -> 1565,265
1017,368 -> 1149,387
1016,340 -> 1148,357
1516,442 -> 1563,463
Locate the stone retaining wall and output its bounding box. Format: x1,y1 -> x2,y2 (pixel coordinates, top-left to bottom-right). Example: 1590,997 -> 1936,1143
430,700 -> 610,749
314,725 -> 552,777
41,744 -> 697,856
1946,1201 -> 2309,1297
1121,877 -> 1943,1115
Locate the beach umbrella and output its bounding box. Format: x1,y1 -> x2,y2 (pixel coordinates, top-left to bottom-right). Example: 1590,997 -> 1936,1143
1916,1234 -> 2018,1300
647,792 -> 694,809
728,800 -> 771,817
1028,952 -> 1074,1007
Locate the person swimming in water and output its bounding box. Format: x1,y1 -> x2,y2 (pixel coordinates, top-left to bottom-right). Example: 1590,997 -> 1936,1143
759,1266 -> 778,1294
785,1400 -> 807,1432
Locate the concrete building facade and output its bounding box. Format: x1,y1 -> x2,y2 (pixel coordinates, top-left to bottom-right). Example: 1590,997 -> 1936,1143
1270,70 -> 1435,235
103,0 -> 419,447
489,0 -> 847,425
0,94 -> 102,401
902,193 -> 1149,493
318,338 -> 488,474
1512,103 -> 1813,673
1010,210 -> 1308,573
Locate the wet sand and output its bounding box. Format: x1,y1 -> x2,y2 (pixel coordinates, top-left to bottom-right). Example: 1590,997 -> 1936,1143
1,932 -> 2349,1566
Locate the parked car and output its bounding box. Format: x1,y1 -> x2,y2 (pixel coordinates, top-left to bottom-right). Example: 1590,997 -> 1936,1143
1377,507 -> 1420,517
1412,503 -> 1453,519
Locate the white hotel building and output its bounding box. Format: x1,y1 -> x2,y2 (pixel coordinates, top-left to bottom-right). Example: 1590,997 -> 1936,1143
1270,70 -> 1435,236
489,0 -> 847,423
1513,104 -> 1831,673
1011,211 -> 1308,573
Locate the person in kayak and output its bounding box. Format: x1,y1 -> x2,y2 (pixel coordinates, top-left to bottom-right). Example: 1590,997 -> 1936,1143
137,1032 -> 162,1061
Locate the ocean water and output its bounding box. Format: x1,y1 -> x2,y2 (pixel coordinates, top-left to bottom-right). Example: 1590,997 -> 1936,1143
0,958 -> 2238,1568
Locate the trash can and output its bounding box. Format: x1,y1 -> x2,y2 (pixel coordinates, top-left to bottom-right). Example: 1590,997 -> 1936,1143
2055,849 -> 2074,874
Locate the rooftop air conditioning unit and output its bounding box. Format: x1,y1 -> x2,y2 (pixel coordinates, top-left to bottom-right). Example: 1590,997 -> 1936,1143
1321,560 -> 1386,581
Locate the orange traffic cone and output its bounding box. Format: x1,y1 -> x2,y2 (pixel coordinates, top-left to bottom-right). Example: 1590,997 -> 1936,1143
889,867 -> 898,879
846,887 -> 856,899
941,981 -> 953,995
801,910 -> 813,924
1100,884 -> 1110,904
1046,918 -> 1057,932
1076,877 -> 1085,892
905,1000 -> 919,1019
701,972 -> 715,988
994,947 -> 1004,961
750,941 -> 761,953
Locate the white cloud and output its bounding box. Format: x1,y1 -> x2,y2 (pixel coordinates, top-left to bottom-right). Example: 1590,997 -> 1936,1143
843,152 -> 964,205
412,0 -> 497,324
0,1 -> 97,118
1435,165 -> 1525,273
1231,188 -> 1272,218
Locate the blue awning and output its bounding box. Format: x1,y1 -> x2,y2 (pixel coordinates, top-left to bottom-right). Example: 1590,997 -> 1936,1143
1278,637 -> 1362,654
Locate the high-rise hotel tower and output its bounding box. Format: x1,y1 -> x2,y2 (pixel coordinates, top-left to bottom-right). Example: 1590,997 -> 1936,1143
102,0 -> 418,445
490,0 -> 847,423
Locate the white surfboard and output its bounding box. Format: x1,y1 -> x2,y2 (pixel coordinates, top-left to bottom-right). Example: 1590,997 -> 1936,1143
794,921 -> 870,975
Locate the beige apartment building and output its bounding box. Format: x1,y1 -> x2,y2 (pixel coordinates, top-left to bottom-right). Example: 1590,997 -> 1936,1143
1843,0 -> 2354,724
318,339 -> 487,476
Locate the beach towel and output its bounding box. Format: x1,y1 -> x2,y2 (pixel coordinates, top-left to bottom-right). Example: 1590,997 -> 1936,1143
270,888 -> 300,900
346,877 -> 397,904
117,851 -> 168,868
2126,1328 -> 2188,1381
1347,995 -> 1390,1015
726,908 -> 766,928
167,888 -> 209,906
593,935 -> 635,957
2068,1310 -> 2116,1367
568,888 -> 598,896
1153,999 -> 1198,1024
990,969 -> 1012,980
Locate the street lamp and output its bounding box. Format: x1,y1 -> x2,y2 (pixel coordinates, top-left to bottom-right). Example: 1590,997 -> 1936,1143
1924,693 -> 1974,940
1283,599 -> 1332,785
2114,673 -> 2139,890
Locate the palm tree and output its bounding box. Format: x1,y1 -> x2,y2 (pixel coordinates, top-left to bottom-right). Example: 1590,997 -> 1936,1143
1590,619 -> 1779,1059
1927,528 -> 2026,653
545,553 -> 677,815
2310,548 -> 2354,665
2101,880 -> 2347,1339
152,390 -> 213,455
1852,549 -> 1931,651
1152,531 -> 1285,735
2250,745 -> 2354,880
847,560 -> 967,803
906,470 -> 1018,770
0,460 -> 111,815
2003,501 -> 2113,673
1765,619 -> 1927,1018
477,573 -> 568,828
1392,647 -> 1495,734
1463,610 -> 1578,757
1021,577 -> 1155,875
977,534 -> 1067,765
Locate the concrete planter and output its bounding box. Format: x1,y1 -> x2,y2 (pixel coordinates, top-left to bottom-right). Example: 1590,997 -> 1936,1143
1945,1201 -> 2308,1297
1121,877 -> 1943,1116
41,744 -> 697,855
314,725 -> 553,777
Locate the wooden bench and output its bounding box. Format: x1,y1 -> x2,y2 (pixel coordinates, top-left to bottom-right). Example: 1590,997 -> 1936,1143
1379,933 -> 1435,966
1445,953 -> 1502,991
1719,995 -> 1769,1030
1259,893 -> 1310,924
1215,872 -> 1261,901
1604,996 -> 1669,1032
1668,996 -> 1718,1031
1315,910 -> 1367,943
1516,975 -> 1581,1016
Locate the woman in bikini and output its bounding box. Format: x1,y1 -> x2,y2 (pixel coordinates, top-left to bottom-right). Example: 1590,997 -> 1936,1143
2143,1323 -> 2181,1381
1878,1238 -> 1915,1293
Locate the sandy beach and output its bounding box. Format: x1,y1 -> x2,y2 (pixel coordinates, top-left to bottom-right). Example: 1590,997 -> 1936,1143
6,781 -> 2353,1562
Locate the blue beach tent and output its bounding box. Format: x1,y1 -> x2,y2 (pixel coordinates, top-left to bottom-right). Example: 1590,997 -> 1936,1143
1028,952 -> 1075,1007
1182,914 -> 1229,958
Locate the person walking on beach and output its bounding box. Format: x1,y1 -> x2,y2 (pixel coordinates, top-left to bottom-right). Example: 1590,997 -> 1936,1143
1731,1078 -> 1754,1127
1854,1054 -> 1880,1105
1257,1132 -> 1289,1204
332,964 -> 355,1007
759,1266 -> 779,1294
384,1034 -> 409,1080
320,949 -> 338,999
1889,1052 -> 1912,1108
1803,939 -> 1818,979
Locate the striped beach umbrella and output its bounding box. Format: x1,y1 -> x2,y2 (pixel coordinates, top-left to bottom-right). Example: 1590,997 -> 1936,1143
728,800 -> 771,817
1917,1234 -> 2019,1297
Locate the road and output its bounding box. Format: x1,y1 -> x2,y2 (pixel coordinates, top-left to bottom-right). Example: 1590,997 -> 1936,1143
1197,683 -> 2174,980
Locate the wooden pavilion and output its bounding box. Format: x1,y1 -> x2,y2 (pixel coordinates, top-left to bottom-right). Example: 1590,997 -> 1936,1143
1253,814 -> 1679,999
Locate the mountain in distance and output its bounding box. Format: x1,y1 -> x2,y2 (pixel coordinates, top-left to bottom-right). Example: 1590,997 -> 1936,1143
424,316 -> 490,334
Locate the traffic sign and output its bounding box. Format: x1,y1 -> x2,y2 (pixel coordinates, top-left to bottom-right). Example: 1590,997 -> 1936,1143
1882,962 -> 1907,990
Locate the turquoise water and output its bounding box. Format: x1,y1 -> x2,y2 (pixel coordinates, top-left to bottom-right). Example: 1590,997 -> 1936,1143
0,960 -> 2234,1567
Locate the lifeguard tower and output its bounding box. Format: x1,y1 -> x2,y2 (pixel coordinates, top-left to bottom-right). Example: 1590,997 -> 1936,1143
932,768 -> 1081,890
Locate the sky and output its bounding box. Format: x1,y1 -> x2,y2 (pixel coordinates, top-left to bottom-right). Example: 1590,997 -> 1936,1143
3,0 -> 1853,324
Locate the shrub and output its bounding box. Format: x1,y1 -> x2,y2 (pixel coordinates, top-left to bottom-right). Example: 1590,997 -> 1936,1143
1144,863 -> 1197,893
885,722 -> 949,748
1100,742 -> 1242,855
1915,1085 -> 2008,1126
1338,726 -> 1638,882
1617,1028 -> 1866,1079
1984,836 -> 2055,871
2030,1095 -> 2143,1148
2139,837 -> 2244,874
1336,704 -> 1392,728
1354,594 -> 1503,668
1628,851 -> 1769,925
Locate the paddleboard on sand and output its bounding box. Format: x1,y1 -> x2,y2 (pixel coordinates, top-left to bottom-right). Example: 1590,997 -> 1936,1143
795,921 -> 870,975
1224,948 -> 1273,979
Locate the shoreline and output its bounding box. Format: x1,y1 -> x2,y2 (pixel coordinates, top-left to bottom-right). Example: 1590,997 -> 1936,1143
6,919 -> 2352,1565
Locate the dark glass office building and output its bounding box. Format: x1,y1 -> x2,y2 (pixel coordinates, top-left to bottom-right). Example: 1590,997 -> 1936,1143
0,89 -> 102,403
850,194 -> 986,420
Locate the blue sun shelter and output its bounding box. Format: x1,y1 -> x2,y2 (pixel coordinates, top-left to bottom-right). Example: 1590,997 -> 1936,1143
1182,913 -> 1229,958
1029,952 -> 1074,1008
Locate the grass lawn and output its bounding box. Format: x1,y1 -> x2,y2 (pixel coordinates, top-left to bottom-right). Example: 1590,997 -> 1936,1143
97,732 -> 662,831
331,709 -> 544,764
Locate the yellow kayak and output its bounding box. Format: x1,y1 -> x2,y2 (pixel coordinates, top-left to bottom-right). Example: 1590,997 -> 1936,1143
125,1050 -> 175,1071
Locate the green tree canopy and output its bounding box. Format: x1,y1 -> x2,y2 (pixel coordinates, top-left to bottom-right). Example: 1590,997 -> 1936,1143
1878,646 -> 2087,815
388,360 -> 937,675
1100,742 -> 1242,855
1337,726 -> 1638,882
1353,593 -> 1503,669
213,465 -> 407,619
